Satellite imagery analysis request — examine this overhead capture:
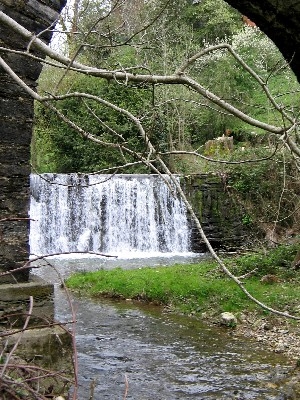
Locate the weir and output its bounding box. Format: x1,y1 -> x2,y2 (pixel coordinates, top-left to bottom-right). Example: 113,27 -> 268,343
30,173 -> 191,256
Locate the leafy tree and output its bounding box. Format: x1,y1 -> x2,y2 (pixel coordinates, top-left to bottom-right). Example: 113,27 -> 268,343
33,70 -> 153,172
184,0 -> 242,43
34,0 -> 300,172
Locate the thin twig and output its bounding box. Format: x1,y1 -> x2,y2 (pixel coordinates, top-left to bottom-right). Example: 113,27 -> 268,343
123,374 -> 129,400
0,296 -> 34,377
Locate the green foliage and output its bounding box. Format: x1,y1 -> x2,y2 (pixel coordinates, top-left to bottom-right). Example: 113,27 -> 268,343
229,156 -> 276,196
33,70 -> 153,173
241,214 -> 253,226
183,0 -> 242,43
226,149 -> 300,229
229,244 -> 299,276
34,0 -> 300,175
188,27 -> 300,145
66,262 -> 242,312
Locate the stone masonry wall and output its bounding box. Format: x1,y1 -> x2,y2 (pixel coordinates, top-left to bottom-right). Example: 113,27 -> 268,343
182,174 -> 249,252
0,0 -> 66,282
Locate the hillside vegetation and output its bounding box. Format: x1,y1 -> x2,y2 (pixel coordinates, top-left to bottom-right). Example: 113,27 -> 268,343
32,0 -> 300,242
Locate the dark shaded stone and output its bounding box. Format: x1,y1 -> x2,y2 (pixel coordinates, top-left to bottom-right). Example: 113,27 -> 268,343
0,275 -> 54,324
1,53 -> 43,80
0,0 -> 66,283
182,174 -> 249,252
0,119 -> 33,145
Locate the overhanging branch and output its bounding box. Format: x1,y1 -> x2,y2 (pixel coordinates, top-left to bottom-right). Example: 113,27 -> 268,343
0,11 -> 289,136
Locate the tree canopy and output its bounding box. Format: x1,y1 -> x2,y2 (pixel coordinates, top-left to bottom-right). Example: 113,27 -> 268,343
31,0 -> 300,174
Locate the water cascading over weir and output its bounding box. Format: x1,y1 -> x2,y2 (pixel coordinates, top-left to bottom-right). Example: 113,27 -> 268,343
30,174 -> 191,257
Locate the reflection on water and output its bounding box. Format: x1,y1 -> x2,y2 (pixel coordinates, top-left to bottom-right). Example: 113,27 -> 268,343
31,255 -> 290,399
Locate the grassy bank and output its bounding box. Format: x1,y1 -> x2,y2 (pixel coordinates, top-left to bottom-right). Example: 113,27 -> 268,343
66,244 -> 300,318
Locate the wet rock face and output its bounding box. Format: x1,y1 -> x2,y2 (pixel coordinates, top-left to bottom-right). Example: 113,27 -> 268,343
0,0 -> 66,282
0,275 -> 54,327
182,174 -> 249,252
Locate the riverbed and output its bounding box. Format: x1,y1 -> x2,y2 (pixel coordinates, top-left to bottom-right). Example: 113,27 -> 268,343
32,255 -> 292,399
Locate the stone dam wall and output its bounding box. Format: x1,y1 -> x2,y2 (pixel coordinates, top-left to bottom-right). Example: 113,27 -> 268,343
182,174 -> 248,252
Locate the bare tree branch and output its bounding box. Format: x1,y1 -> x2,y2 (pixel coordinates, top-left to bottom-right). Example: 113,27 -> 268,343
0,11 -> 292,138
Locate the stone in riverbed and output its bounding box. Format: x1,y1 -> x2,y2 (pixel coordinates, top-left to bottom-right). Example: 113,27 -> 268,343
220,312 -> 237,328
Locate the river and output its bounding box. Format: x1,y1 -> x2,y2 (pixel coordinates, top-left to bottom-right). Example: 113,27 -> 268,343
32,255 -> 291,400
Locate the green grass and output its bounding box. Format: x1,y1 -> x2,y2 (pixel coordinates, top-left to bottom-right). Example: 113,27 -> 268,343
66,244 -> 300,317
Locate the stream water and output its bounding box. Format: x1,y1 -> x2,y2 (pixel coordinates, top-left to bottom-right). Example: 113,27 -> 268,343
32,255 -> 291,400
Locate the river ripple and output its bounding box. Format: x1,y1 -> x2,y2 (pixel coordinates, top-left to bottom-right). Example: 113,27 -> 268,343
32,255 -> 290,399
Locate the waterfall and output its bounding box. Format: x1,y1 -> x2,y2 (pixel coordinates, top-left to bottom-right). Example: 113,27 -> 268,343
29,174 -> 191,257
